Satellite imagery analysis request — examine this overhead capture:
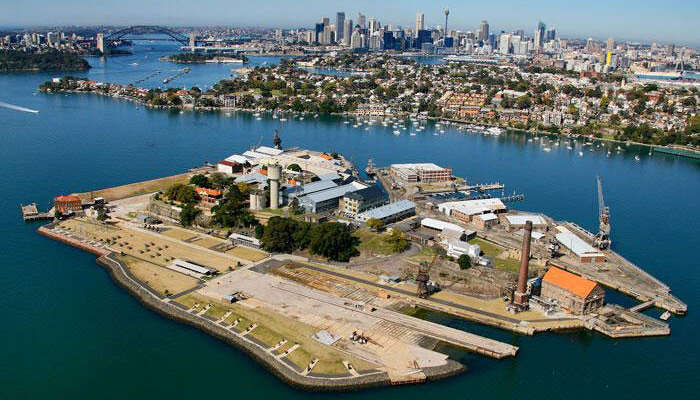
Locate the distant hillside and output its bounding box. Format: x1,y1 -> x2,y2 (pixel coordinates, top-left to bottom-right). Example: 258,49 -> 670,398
0,49 -> 91,72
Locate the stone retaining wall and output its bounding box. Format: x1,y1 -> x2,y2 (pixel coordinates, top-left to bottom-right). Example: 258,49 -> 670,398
95,253 -> 397,391
38,224 -> 468,391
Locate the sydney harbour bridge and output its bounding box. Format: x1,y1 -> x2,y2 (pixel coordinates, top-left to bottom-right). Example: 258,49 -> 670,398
96,25 -> 242,55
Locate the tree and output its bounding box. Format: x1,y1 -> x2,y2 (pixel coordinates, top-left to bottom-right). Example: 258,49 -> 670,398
457,254 -> 472,270
261,217 -> 301,253
189,174 -> 211,188
309,222 -> 359,262
287,163 -> 302,172
180,203 -> 200,227
384,229 -> 410,253
366,218 -> 384,231
165,184 -> 198,204
96,208 -> 108,222
211,186 -> 257,228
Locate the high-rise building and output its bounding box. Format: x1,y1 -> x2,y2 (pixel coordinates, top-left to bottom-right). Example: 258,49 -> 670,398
416,12 -> 425,36
314,22 -> 324,43
357,13 -> 366,29
343,19 -> 353,46
499,33 -> 512,54
368,18 -> 380,34
479,20 -> 489,42
336,12 -> 345,43
534,21 -> 546,50
606,37 -> 615,51
350,29 -> 363,49
546,27 -> 556,42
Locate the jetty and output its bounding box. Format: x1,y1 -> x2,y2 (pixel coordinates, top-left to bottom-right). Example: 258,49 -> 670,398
20,203 -> 52,222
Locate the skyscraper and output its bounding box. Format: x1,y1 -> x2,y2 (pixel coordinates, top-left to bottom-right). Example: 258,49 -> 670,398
607,37 -> 615,51
479,20 -> 489,42
368,18 -> 380,34
534,21 -> 546,50
343,19 -> 353,46
416,12 -> 425,36
357,13 -> 366,29
336,12 -> 345,43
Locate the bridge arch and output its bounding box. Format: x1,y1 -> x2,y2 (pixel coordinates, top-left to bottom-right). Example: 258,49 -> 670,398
103,26 -> 189,46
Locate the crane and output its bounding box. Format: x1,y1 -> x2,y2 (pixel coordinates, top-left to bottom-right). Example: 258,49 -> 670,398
416,247 -> 440,298
595,176 -> 611,250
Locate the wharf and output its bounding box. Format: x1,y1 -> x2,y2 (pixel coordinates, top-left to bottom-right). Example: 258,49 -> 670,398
20,203 -> 52,222
549,257 -> 687,315
587,305 -> 670,338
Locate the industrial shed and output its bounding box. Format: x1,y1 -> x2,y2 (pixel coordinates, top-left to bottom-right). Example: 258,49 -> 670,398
541,266 -> 605,315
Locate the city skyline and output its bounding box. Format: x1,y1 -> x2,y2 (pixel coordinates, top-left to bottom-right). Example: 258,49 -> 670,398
3,0 -> 699,47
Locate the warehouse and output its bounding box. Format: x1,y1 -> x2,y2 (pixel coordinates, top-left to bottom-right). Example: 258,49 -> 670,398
555,226 -> 606,263
298,181 -> 368,213
286,179 -> 338,199
503,214 -> 548,231
474,212 -> 499,229
356,200 -> 416,224
438,198 -> 507,223
541,266 -> 605,315
420,218 -> 476,240
217,160 -> 241,175
390,163 -> 453,183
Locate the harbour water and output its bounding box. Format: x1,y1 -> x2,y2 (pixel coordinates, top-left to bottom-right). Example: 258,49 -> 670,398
1,42 -> 699,399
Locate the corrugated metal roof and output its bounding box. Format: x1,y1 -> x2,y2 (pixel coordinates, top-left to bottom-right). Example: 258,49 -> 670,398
505,215 -> 547,225
543,266 -> 598,298
289,180 -> 338,197
421,217 -> 465,233
554,226 -> 604,258
439,198 -> 506,216
255,146 -> 284,156
357,200 -> 415,220
302,182 -> 367,204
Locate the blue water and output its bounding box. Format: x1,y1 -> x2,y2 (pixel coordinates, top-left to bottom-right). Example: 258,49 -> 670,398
1,43 -> 699,399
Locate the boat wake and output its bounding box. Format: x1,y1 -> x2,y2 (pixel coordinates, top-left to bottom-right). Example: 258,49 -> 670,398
0,101 -> 39,113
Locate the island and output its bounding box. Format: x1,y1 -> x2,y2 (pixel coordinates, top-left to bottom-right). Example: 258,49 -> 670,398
164,52 -> 248,64
1,49 -> 90,72
25,140 -> 686,390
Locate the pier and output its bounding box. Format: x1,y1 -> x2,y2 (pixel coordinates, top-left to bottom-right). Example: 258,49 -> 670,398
20,203 -> 52,222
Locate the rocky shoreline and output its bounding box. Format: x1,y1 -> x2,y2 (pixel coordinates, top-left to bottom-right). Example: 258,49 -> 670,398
38,224 -> 466,391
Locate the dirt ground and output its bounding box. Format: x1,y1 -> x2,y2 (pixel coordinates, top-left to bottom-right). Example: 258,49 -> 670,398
58,218 -> 239,272
118,254 -> 199,295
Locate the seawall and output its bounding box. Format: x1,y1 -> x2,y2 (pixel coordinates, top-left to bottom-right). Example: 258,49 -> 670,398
38,224 -> 467,391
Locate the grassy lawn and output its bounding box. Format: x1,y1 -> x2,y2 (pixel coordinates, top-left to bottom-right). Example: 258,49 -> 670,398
408,245 -> 441,264
287,347 -> 314,370
354,228 -> 394,256
203,302 -> 231,319
175,292 -> 378,372
249,325 -> 283,347
469,237 -> 520,272
314,361 -> 351,375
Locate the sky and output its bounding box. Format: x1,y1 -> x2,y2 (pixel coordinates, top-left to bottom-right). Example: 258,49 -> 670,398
3,0 -> 698,46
